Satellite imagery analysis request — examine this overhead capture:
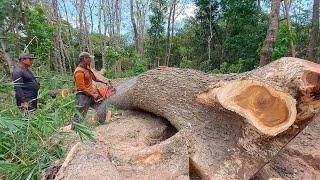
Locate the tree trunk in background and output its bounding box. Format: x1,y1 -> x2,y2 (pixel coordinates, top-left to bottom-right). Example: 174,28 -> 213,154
52,0 -> 65,72
208,2 -> 213,65
138,0 -> 147,60
131,0 -> 148,59
114,0 -> 121,74
83,2 -> 94,68
130,0 -> 139,53
62,0 -> 75,73
99,0 -> 107,72
106,0 -> 114,39
57,3 -> 67,73
62,0 -> 77,74
109,57 -> 320,179
115,0 -> 121,48
307,0 -> 319,62
260,0 -> 281,66
166,1 -> 173,66
102,1 -> 108,71
19,0 -> 28,25
88,0 -> 96,68
0,40 -> 14,75
284,0 -> 296,57
110,0 -> 117,47
169,0 -> 176,65
79,0 -> 86,50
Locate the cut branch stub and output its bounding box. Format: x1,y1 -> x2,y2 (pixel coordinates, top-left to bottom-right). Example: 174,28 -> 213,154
215,80 -> 296,136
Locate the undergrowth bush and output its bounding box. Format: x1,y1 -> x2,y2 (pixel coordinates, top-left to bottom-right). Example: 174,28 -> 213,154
0,72 -> 94,179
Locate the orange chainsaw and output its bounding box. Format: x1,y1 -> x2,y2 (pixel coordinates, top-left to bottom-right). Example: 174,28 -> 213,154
97,80 -> 116,100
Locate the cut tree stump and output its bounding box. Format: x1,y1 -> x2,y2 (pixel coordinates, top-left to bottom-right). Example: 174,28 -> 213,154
47,89 -> 69,98
108,57 -> 320,179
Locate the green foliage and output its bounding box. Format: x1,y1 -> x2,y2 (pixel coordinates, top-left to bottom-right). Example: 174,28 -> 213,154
212,58 -> 257,74
179,57 -> 192,69
103,45 -> 147,78
24,5 -> 55,69
146,0 -> 167,67
104,58 -> 147,79
272,24 -> 297,60
221,0 -> 267,65
132,59 -> 147,75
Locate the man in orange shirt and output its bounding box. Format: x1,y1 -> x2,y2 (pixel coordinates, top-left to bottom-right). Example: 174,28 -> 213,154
71,52 -> 108,130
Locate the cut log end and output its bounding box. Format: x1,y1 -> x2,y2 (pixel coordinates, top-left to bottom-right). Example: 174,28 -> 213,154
217,80 -> 297,136
47,89 -> 69,98
197,80 -> 297,136
233,85 -> 288,127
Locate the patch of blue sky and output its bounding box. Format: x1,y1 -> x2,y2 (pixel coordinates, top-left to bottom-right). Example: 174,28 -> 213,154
58,0 -> 314,42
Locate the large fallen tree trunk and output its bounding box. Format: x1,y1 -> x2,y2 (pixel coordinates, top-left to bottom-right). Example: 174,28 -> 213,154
252,114 -> 320,179
108,57 -> 320,179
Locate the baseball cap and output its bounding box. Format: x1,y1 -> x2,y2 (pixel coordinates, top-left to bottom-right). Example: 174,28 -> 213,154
19,53 -> 37,60
79,52 -> 92,59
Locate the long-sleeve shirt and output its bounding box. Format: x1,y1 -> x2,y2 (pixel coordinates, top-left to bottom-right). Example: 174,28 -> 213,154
74,66 -> 96,94
12,66 -> 39,103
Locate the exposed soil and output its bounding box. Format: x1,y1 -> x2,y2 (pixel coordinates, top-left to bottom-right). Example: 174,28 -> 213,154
52,110 -> 195,180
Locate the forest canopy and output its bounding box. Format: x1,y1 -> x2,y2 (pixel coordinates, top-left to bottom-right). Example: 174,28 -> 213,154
0,0 -> 318,77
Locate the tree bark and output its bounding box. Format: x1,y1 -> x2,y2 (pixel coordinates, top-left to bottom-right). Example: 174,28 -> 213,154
0,38 -> 14,74
51,0 -> 65,73
79,0 -> 86,50
284,0 -> 296,57
62,0 -> 76,72
166,0 -> 173,66
307,0 -> 319,62
98,0 -> 106,71
168,0 -> 176,65
108,57 -> 320,179
130,0 -> 148,59
130,0 -> 139,52
165,0 -> 177,66
252,114 -> 320,179
115,0 -> 121,48
260,0 -> 281,66
102,0 -> 108,71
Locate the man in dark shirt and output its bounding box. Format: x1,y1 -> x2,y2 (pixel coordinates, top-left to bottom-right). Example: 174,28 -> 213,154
12,53 -> 40,110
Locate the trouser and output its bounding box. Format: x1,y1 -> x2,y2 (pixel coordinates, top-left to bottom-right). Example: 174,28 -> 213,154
72,92 -> 107,129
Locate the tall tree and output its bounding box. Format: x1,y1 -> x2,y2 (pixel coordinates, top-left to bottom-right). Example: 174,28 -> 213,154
130,0 -> 149,59
51,0 -> 67,72
62,0 -> 77,72
83,1 -> 94,68
147,0 -> 167,67
221,0 -> 264,69
0,0 -> 14,74
115,0 -> 121,48
98,0 -> 106,71
284,0 -> 296,57
165,0 -> 177,66
307,0 -> 319,61
194,0 -> 220,70
260,0 -> 281,66
130,0 -> 139,53
78,0 -> 86,50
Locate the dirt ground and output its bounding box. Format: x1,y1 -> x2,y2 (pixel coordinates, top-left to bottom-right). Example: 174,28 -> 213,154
51,110 -> 198,180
